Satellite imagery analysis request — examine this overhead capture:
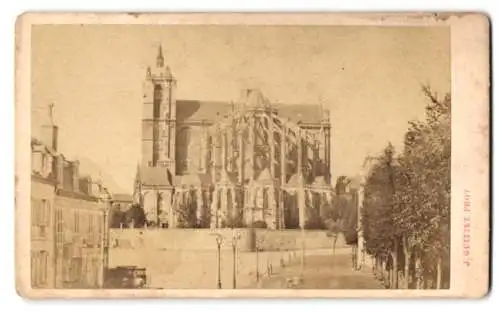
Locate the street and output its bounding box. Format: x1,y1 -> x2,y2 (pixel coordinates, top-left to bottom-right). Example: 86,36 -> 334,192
249,252 -> 384,289
109,246 -> 383,289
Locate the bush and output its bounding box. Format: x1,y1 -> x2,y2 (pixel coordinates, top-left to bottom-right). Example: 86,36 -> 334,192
125,204 -> 146,228
343,228 -> 358,245
252,220 -> 268,229
304,218 -> 326,230
222,216 -> 246,228
109,208 -> 126,229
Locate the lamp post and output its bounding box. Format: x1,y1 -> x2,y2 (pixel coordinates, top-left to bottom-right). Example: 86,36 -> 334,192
214,234 -> 223,289
99,188 -> 112,289
231,230 -> 241,289
249,205 -> 260,284
255,246 -> 260,283
326,230 -> 338,255
298,184 -> 306,279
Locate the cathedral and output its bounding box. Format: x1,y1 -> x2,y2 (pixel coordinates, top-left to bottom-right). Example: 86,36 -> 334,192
133,45 -> 334,230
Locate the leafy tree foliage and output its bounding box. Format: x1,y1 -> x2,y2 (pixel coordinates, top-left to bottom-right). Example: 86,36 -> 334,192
109,205 -> 126,228
322,179 -> 360,246
304,217 -> 326,230
340,196 -> 359,246
335,176 -> 350,195
362,86 -> 451,289
124,204 -> 146,228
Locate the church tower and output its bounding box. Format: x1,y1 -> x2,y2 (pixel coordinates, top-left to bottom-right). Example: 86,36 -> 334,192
142,45 -> 177,174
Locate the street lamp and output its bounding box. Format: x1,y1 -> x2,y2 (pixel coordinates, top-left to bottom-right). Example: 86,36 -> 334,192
213,233 -> 224,289
231,230 -> 241,289
325,230 -> 338,255
99,187 -> 112,289
248,205 -> 261,284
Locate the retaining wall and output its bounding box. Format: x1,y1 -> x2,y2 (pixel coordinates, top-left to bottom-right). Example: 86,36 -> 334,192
109,228 -> 346,252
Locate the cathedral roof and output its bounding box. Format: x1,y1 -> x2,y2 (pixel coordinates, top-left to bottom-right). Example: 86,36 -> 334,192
243,162 -> 258,182
176,100 -> 232,122
246,89 -> 269,107
111,193 -> 134,203
285,173 -> 305,188
255,168 -> 275,184
246,168 -> 276,188
214,170 -> 237,186
164,66 -> 173,80
275,103 -> 324,125
174,172 -> 212,187
137,166 -> 172,187
176,100 -> 324,124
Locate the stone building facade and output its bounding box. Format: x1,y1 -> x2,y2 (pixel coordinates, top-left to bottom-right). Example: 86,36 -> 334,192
134,46 -> 334,230
31,111 -> 111,289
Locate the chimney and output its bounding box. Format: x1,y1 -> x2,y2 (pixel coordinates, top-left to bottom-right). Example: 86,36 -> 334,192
79,176 -> 93,195
87,177 -> 93,195
40,124 -> 58,151
40,103 -> 59,152
91,181 -> 101,197
56,155 -> 64,187
72,161 -> 80,191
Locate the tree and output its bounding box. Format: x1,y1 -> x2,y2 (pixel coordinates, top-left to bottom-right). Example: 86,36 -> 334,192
322,185 -> 360,265
322,195 -> 344,253
362,85 -> 451,289
394,86 -> 451,289
174,190 -> 199,228
361,143 -> 402,288
335,176 -> 350,195
325,219 -> 342,254
109,205 -> 126,228
124,204 -> 146,228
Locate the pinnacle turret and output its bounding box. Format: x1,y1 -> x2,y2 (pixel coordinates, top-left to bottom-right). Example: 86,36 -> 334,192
156,44 -> 164,68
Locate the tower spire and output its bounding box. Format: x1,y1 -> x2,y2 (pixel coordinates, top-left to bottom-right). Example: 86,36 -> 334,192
156,44 -> 164,67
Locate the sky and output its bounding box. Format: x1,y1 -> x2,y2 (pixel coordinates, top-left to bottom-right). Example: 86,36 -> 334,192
31,25 -> 450,194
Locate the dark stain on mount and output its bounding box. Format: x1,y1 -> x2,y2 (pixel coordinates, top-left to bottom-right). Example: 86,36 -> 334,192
127,12 -> 142,18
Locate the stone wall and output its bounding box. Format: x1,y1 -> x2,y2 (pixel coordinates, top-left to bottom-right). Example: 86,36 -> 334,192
109,228 -> 254,251
109,228 -> 346,252
255,229 -> 346,251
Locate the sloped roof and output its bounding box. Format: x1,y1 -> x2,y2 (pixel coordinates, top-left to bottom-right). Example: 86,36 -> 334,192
214,170 -> 237,186
274,104 -> 323,124
256,168 -> 274,184
112,193 -> 134,202
174,172 -> 212,186
286,173 -> 305,188
31,171 -> 58,185
242,162 -> 258,182
176,99 -> 323,124
137,166 -> 172,187
176,100 -> 233,122
246,89 -> 270,107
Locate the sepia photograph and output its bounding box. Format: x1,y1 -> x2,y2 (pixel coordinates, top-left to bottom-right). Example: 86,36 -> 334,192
15,13 -> 490,298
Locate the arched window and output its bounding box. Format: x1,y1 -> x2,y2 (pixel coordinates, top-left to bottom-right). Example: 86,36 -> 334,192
153,84 -> 162,119
263,188 -> 269,212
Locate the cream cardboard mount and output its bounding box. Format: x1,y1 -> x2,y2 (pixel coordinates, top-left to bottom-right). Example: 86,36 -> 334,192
15,12 -> 490,299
